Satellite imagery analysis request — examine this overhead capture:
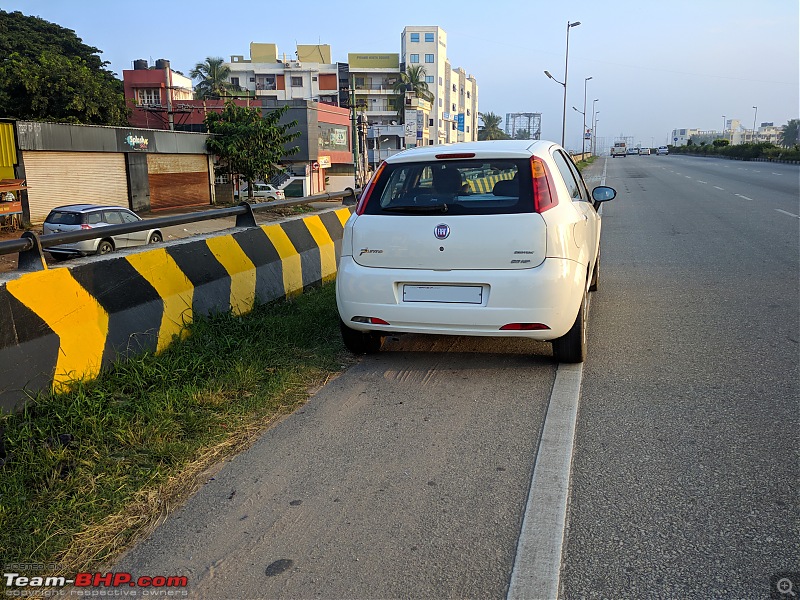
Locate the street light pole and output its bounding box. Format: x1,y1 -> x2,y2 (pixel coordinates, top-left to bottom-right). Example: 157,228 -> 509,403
722,115 -> 726,140
545,20 -> 581,148
582,77 -> 592,155
590,98 -> 598,155
593,114 -> 599,155
752,106 -> 758,143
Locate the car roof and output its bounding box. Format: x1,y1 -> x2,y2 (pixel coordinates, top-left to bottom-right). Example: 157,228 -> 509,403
385,140 -> 557,164
50,204 -> 129,213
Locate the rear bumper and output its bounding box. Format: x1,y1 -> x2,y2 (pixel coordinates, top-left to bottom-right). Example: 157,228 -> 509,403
336,257 -> 586,340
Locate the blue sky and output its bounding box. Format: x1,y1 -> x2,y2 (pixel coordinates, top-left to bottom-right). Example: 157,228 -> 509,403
5,0 -> 799,150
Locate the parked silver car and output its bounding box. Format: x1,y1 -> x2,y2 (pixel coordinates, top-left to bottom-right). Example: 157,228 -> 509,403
43,204 -> 162,260
235,183 -> 286,201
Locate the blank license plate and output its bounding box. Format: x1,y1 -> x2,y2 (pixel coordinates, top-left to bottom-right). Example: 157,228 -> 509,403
402,285 -> 483,304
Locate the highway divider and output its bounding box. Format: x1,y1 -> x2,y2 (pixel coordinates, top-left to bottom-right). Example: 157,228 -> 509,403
0,207 -> 352,412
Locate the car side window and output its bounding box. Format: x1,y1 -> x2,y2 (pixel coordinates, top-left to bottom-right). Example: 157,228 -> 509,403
552,151 -> 584,202
121,211 -> 139,223
561,152 -> 591,203
104,210 -> 124,225
87,212 -> 103,225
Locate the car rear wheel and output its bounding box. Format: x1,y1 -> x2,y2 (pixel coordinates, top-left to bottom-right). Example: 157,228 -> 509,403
148,232 -> 162,244
552,286 -> 587,363
96,240 -> 114,255
340,319 -> 384,354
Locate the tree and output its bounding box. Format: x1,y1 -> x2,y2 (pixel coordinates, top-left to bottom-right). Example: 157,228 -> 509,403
478,112 -> 509,140
513,128 -> 530,140
780,119 -> 799,148
205,102 -> 301,200
190,57 -> 234,100
392,65 -> 435,120
712,138 -> 730,147
0,10 -> 127,124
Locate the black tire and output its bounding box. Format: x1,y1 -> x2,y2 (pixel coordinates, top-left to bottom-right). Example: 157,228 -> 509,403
340,319 -> 383,355
96,240 -> 114,255
148,232 -> 162,244
589,253 -> 600,292
552,287 -> 587,363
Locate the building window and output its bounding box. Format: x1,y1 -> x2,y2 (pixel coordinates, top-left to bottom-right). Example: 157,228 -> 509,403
410,33 -> 420,42
429,118 -> 434,127
230,77 -> 239,87
425,54 -> 434,63
466,126 -> 470,133
439,77 -> 443,86
136,88 -> 161,105
256,75 -> 276,90
452,122 -> 456,130
467,91 -> 470,99
438,119 -> 442,128
466,109 -> 470,116
410,54 -> 419,63
428,139 -> 434,145
452,103 -> 456,111
452,84 -> 457,92
425,75 -> 434,83
291,77 -> 303,87
438,98 -> 442,107
425,33 -> 434,42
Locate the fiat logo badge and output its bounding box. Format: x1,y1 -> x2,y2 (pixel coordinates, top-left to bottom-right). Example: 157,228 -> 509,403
434,223 -> 450,240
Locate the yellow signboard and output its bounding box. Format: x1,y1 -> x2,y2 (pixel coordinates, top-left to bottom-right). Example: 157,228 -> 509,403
348,54 -> 400,69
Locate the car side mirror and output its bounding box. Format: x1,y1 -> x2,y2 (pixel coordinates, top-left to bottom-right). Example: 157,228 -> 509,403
591,186 -> 616,202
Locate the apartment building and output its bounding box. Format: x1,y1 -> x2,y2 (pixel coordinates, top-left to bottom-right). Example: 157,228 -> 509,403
227,43 -> 342,106
400,26 -> 479,144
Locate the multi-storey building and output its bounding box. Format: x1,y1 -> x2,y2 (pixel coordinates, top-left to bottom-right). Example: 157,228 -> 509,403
124,59 -> 194,130
400,26 -> 479,145
227,43 -> 342,106
671,119 -> 784,146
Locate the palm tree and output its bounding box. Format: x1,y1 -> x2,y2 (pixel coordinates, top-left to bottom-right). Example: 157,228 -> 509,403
392,65 -> 435,120
190,57 -> 234,100
780,118 -> 799,148
478,112 -> 509,140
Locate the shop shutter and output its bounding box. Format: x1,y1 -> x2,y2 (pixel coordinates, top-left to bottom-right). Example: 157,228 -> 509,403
147,154 -> 210,210
22,151 -> 128,223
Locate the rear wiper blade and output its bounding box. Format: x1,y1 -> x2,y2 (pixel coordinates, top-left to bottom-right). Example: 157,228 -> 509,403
381,203 -> 449,213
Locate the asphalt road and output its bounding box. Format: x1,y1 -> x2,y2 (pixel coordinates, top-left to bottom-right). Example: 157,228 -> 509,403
115,156 -> 799,599
563,155 -> 799,598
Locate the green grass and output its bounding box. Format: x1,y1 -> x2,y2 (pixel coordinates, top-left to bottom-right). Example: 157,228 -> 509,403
576,155 -> 598,171
0,283 -> 348,571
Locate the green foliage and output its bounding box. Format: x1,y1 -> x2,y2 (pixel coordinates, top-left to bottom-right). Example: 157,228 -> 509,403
392,65 -> 435,121
478,112 -> 510,140
205,102 -> 301,198
190,57 -> 234,100
0,10 -> 127,125
0,284 -> 346,568
780,119 -> 799,148
670,141 -> 800,162
513,128 -> 531,140
712,138 -> 730,147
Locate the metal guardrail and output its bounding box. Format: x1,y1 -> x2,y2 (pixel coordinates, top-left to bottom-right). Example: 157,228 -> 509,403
0,188 -> 360,272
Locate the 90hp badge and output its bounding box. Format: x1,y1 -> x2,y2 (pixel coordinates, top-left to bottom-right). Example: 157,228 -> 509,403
434,223 -> 450,240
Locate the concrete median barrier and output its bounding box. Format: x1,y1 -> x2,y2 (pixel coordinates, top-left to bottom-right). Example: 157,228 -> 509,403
0,207 -> 352,412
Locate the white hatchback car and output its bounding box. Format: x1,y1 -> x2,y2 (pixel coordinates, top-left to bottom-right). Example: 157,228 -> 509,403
336,140 -> 616,362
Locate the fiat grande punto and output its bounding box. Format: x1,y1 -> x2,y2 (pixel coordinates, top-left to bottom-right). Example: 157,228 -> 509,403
336,140 -> 616,362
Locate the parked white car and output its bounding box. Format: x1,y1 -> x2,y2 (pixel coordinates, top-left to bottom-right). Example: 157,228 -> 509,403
43,204 -> 162,260
235,183 -> 285,201
336,140 -> 616,362
657,146 -> 669,155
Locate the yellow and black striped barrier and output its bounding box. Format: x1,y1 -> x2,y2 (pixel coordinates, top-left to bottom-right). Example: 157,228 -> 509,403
0,208 -> 352,412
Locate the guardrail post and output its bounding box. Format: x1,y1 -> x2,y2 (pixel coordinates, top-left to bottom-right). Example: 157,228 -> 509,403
17,231 -> 47,272
235,202 -> 257,228
343,187 -> 357,206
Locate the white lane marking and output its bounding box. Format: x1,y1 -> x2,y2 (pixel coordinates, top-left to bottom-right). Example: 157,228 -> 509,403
735,194 -> 754,201
507,362 -> 583,600
776,209 -> 800,219
713,186 -> 726,191
697,180 -> 708,184
772,172 -> 783,176
685,176 -> 692,179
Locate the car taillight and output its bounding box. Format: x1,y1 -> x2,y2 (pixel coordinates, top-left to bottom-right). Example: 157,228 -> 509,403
499,323 -> 551,331
81,224 -> 92,230
531,156 -> 557,213
355,162 -> 386,215
351,316 -> 391,325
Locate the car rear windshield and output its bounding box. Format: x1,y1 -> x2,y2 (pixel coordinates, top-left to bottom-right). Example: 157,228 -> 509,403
362,159 -> 533,216
45,211 -> 83,225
